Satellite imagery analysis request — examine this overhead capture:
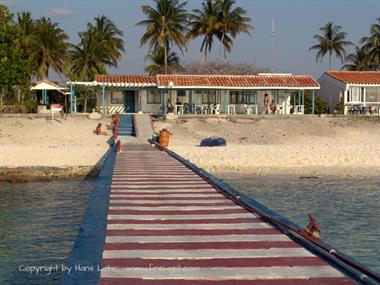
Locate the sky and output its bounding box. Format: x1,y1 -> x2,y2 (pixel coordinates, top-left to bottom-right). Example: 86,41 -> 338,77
3,0 -> 380,81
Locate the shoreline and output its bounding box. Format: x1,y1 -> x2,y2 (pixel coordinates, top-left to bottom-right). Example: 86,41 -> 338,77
1,164 -> 379,184
0,166 -> 101,183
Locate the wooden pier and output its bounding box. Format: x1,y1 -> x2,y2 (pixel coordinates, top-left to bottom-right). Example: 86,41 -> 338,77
61,115 -> 379,285
98,144 -> 354,284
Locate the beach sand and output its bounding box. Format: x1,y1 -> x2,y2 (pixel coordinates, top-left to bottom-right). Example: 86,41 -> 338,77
0,115 -> 112,181
154,116 -> 380,178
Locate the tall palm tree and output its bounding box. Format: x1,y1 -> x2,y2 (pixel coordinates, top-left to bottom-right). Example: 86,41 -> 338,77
216,0 -> 253,60
29,17 -> 69,80
87,15 -> 125,67
70,15 -> 125,81
188,0 -> 220,62
342,46 -> 371,71
70,16 -> 125,112
309,22 -> 352,70
136,0 -> 189,74
360,17 -> 380,70
144,46 -> 180,75
16,12 -> 34,51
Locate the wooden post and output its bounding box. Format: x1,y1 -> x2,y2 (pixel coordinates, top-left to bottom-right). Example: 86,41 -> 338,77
102,85 -> 105,114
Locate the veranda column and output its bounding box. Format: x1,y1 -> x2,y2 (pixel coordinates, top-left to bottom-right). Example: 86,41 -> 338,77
69,84 -> 73,113
224,90 -> 228,114
312,90 -> 315,115
102,85 -> 106,114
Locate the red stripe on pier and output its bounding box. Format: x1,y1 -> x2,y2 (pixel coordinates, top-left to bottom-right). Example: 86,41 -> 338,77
106,228 -> 282,236
103,241 -> 300,250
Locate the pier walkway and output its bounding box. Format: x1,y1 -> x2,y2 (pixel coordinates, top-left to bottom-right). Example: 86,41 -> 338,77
99,144 -> 353,285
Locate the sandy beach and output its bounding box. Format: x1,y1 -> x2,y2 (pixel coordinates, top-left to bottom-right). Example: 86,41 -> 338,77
154,116 -> 380,178
0,115 -> 112,181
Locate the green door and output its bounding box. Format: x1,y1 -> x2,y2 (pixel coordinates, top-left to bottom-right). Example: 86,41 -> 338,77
124,91 -> 135,113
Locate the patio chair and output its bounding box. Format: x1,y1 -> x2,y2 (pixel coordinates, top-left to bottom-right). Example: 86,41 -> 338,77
243,104 -> 251,114
212,104 -> 221,115
227,104 -> 236,115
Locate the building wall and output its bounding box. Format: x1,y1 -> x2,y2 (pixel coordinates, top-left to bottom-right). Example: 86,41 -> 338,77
317,75 -> 345,113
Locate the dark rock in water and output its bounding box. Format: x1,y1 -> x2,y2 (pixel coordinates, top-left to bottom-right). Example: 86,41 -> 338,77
200,137 -> 227,147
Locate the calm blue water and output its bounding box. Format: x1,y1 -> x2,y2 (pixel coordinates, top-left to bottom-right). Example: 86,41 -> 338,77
219,174 -> 380,274
0,180 -> 95,285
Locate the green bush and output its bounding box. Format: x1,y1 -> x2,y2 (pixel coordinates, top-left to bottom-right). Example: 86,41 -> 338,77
23,99 -> 37,113
334,97 -> 344,114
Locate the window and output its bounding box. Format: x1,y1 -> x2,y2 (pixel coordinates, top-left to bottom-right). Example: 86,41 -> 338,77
366,87 -> 380,102
147,90 -> 161,104
111,92 -> 123,104
230,90 -> 256,104
201,90 -> 216,104
348,87 -> 363,102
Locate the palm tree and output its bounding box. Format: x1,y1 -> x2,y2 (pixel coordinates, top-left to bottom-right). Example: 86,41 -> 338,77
16,12 -> 34,51
71,15 -> 125,81
342,46 -> 371,71
70,16 -> 125,112
188,0 -> 220,62
136,0 -> 189,74
360,17 -> 380,70
29,17 -> 69,80
216,0 -> 253,60
144,46 -> 180,75
309,22 -> 353,70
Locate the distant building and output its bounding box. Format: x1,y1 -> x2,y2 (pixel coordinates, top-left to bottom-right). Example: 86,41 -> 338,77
68,73 -> 320,115
318,71 -> 380,115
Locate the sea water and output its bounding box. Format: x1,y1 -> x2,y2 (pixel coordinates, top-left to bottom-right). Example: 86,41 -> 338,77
0,177 -> 379,285
0,180 -> 95,285
218,174 -> 380,273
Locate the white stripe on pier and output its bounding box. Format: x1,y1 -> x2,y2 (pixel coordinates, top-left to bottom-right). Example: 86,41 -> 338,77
101,266 -> 344,280
107,223 -> 269,230
105,234 -> 289,243
109,199 -> 228,204
109,205 -> 239,210
108,213 -> 256,220
103,248 -> 314,259
110,194 -> 223,198
110,188 -> 217,193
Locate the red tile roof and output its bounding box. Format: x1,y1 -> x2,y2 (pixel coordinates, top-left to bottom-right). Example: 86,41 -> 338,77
157,74 -> 319,89
95,74 -> 156,86
326,71 -> 380,85
92,74 -> 320,89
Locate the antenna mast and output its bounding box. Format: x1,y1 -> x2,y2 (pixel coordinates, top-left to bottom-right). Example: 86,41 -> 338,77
272,17 -> 276,73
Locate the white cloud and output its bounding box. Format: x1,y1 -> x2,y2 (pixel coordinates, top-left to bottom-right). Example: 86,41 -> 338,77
52,7 -> 73,18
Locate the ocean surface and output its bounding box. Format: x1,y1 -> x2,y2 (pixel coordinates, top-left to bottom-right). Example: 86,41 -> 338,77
0,180 -> 95,285
0,176 -> 379,285
218,174 -> 380,274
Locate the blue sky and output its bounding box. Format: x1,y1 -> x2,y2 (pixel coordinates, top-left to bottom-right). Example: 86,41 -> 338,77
4,0 -> 380,80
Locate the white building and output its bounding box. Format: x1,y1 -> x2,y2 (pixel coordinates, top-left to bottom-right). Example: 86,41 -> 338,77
318,71 -> 380,115
68,73 -> 320,115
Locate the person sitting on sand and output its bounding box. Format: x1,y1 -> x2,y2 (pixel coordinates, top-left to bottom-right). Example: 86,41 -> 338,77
95,123 -> 108,135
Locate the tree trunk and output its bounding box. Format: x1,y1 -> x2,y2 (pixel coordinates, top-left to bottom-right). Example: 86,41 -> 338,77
329,50 -> 332,70
0,87 -> 3,107
84,98 -> 88,113
164,41 -> 168,74
217,33 -> 225,62
17,86 -> 21,104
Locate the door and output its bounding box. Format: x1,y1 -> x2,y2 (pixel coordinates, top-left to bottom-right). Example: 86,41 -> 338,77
124,91 -> 135,113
